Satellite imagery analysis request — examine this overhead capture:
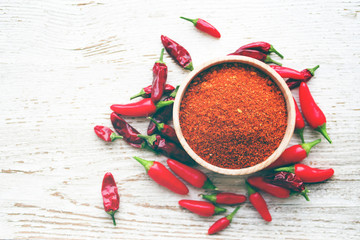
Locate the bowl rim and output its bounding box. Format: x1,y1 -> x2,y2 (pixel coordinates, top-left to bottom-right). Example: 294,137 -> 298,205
173,56 -> 295,175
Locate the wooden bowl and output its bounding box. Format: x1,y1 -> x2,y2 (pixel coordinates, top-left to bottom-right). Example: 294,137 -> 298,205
173,56 -> 295,175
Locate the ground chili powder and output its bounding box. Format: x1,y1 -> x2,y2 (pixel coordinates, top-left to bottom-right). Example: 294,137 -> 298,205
180,63 -> 287,169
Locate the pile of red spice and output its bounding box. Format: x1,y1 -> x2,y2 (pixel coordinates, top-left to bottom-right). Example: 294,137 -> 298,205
180,63 -> 287,169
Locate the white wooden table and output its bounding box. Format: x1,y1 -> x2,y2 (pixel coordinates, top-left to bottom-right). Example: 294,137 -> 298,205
1,0 -> 359,239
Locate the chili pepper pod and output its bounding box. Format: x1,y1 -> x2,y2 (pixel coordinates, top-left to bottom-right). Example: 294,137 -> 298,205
130,84 -> 175,100
208,206 -> 241,235
161,35 -> 194,71
167,159 -> 217,189
299,82 -> 332,143
151,48 -> 168,103
237,41 -> 284,59
265,138 -> 321,170
202,193 -> 246,205
180,16 -> 221,38
101,172 -> 120,226
179,200 -> 226,217
293,97 -> 306,143
228,49 -> 282,66
110,98 -> 174,117
247,176 -> 290,198
94,126 -> 123,142
286,65 -> 320,90
275,164 -> 334,183
148,117 -> 180,145
245,182 -> 272,222
270,65 -> 305,80
133,156 -> 189,195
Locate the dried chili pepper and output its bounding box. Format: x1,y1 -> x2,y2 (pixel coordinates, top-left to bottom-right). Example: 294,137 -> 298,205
265,171 -> 309,201
138,134 -> 196,165
151,48 -> 168,103
202,193 -> 246,205
94,126 -> 123,142
133,156 -> 189,195
167,159 -> 216,189
245,182 -> 272,222
110,98 -> 173,117
247,176 -> 290,198
236,41 -> 283,58
180,16 -> 221,38
161,35 -> 194,71
286,65 -> 320,90
299,82 -> 332,143
294,97 -> 306,143
101,172 -> 120,226
130,84 -> 175,100
178,200 -> 226,217
148,117 -> 180,144
275,164 -> 334,183
270,65 -> 305,80
208,206 -> 241,235
228,49 -> 282,66
265,139 -> 321,170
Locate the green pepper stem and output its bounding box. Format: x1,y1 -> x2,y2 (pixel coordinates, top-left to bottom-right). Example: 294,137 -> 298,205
273,165 -> 295,173
202,179 -> 218,190
294,128 -> 305,143
155,100 -> 174,110
315,123 -> 332,144
201,194 -> 217,203
301,188 -> 310,201
214,206 -> 227,215
156,48 -> 165,64
147,117 -> 164,131
169,86 -> 180,98
245,181 -> 256,195
269,45 -> 284,59
107,210 -> 117,226
301,138 -> 321,155
110,132 -> 123,142
180,16 -> 198,26
307,65 -> 320,76
130,89 -> 146,100
138,134 -> 157,146
265,56 -> 282,66
184,61 -> 194,71
133,156 -> 154,172
226,206 -> 241,222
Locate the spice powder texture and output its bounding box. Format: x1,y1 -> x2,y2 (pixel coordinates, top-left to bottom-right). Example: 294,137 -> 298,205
180,63 -> 287,169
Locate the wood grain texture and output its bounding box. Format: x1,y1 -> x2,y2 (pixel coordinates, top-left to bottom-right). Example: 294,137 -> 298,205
0,0 -> 359,239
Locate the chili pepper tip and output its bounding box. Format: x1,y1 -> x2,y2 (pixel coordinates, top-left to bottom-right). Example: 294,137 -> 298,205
307,65 -> 320,76
301,188 -> 310,201
184,61 -> 194,71
269,45 -> 284,59
316,123 -> 332,144
226,206 -> 241,222
180,16 -> 197,26
301,138 -> 321,155
133,156 -> 154,172
156,48 -> 165,64
107,211 -> 117,226
265,56 -> 282,66
294,128 -> 305,143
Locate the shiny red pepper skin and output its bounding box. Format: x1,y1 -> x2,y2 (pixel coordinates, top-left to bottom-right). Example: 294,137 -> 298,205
167,159 -> 216,189
246,182 -> 272,222
179,200 -> 226,217
180,16 -> 221,38
208,206 -> 241,235
130,84 -> 175,100
247,176 -> 290,198
161,35 -> 193,70
101,172 -> 120,225
275,164 -> 334,183
151,48 -> 168,103
265,139 -> 321,170
286,65 -> 320,89
236,41 -> 283,58
293,97 -> 306,143
202,192 -> 246,205
110,98 -> 174,117
299,82 -> 332,143
228,49 -> 282,66
133,157 -> 188,195
94,126 -> 122,142
148,117 -> 180,144
270,65 -> 305,80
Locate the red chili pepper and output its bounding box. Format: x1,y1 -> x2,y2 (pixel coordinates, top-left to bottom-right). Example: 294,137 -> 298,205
265,139 -> 321,170
270,65 -> 305,80
94,126 -> 123,142
130,84 -> 175,100
167,159 -> 216,189
245,182 -> 272,222
133,156 -> 189,195
228,49 -> 282,66
110,98 -> 174,117
293,97 -> 306,143
138,134 -> 196,166
236,41 -> 283,58
265,171 -> 309,201
275,164 -> 334,183
101,172 -> 120,225
247,176 -> 290,198
161,35 -> 193,71
286,65 -> 320,90
299,82 -> 332,143
208,206 -> 241,235
151,48 -> 168,103
180,16 -> 221,38
179,200 -> 226,217
148,117 -> 180,144
202,192 -> 246,205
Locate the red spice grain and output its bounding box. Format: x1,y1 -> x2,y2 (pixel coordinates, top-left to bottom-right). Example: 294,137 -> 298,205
180,63 -> 287,169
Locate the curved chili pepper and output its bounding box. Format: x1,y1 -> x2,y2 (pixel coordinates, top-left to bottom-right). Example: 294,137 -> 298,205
148,117 -> 180,144
133,156 -> 189,195
245,182 -> 272,222
101,172 -> 120,225
275,164 -> 334,183
138,134 -> 196,166
179,200 -> 226,217
208,206 -> 241,235
151,48 -> 168,103
130,84 -> 175,100
299,82 -> 332,143
202,193 -> 246,205
270,65 -> 305,80
167,159 -> 216,189
228,49 -> 282,66
161,35 -> 193,71
94,126 -> 123,142
286,65 -> 320,90
265,139 -> 321,170
180,16 -> 221,38
110,98 -> 174,117
265,171 -> 309,201
293,97 -> 305,143
247,176 -> 290,198
236,41 -> 283,58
